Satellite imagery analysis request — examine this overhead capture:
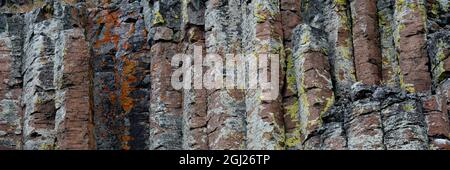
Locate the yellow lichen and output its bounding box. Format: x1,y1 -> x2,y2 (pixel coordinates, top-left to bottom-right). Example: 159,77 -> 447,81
320,96 -> 335,117
286,55 -> 297,92
402,103 -> 416,112
40,143 -> 58,150
152,11 -> 165,25
254,3 -> 267,23
285,130 -> 302,148
287,101 -> 299,120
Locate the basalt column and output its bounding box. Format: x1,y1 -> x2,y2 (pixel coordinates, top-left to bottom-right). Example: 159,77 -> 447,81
180,0 -> 208,150
280,0 -> 302,150
242,0 -> 285,150
148,0 -> 183,150
292,25 -> 335,149
350,0 -> 382,85
88,2 -> 123,150
302,0 -> 356,98
54,29 -> 93,150
21,1 -> 91,150
114,1 -> 151,150
393,0 -> 431,93
378,0 -> 401,88
0,14 -> 24,150
425,0 -> 450,149
204,0 -> 246,150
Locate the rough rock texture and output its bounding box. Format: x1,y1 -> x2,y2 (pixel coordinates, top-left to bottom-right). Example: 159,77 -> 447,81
0,0 -> 449,150
205,0 -> 246,150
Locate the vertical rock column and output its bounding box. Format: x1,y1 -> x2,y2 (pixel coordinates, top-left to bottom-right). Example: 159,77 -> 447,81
423,86 -> 450,149
330,0 -> 356,97
204,0 -> 246,150
180,0 -> 208,150
54,29 -> 93,150
88,4 -> 122,149
292,25 -> 334,149
280,0 -> 302,150
393,0 -> 431,93
350,0 -> 382,85
148,0 -> 183,150
0,14 -> 24,150
426,0 -> 450,149
115,1 -> 150,150
22,6 -> 59,150
88,1 -> 152,150
378,0 -> 401,88
302,0 -> 356,97
243,0 -> 285,150
427,6 -> 449,89
21,1 -> 91,150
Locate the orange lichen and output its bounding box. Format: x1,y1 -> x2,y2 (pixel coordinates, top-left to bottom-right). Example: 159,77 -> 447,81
122,42 -> 131,50
94,11 -> 120,50
120,57 -> 137,113
121,135 -> 134,142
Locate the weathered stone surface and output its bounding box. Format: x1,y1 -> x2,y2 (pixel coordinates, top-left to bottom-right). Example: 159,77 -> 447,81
242,0 -> 285,150
350,0 -> 382,85
394,0 -> 432,93
54,29 -> 93,150
378,0 -> 401,88
429,79 -> 450,149
293,25 -> 334,148
0,0 -> 448,150
302,0 -> 356,97
423,95 -> 449,138
281,0 -> 302,150
204,0 -> 246,150
88,1 -> 150,150
0,15 -> 23,149
346,83 -> 384,150
428,31 -> 449,88
181,0 -> 208,150
380,87 -> 429,150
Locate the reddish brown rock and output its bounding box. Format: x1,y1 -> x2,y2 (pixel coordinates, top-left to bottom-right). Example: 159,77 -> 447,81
0,0 -> 448,151
427,80 -> 450,148
204,0 -> 246,150
0,37 -> 23,150
149,42 -> 183,150
280,0 -> 302,150
293,25 -> 335,147
181,0 -> 208,150
280,0 -> 301,11
54,29 -> 94,150
394,1 -> 432,93
351,0 -> 382,85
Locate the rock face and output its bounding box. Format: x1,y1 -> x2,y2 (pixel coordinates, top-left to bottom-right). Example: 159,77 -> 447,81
0,0 -> 449,150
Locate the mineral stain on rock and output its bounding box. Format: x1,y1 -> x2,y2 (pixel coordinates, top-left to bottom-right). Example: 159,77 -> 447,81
0,0 -> 449,150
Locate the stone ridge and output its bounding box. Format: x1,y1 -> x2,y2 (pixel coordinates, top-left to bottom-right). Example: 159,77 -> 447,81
0,0 -> 449,150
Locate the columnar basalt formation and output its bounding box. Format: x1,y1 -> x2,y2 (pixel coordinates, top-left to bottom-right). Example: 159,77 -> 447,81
0,14 -> 23,150
0,0 -> 449,150
180,0 -> 208,150
394,0 -> 432,93
54,29 -> 93,150
292,25 -> 334,149
204,0 -> 246,150
350,0 -> 382,85
280,0 -> 302,150
425,0 -> 450,149
242,0 -> 285,150
301,0 -> 357,98
148,0 -> 183,150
